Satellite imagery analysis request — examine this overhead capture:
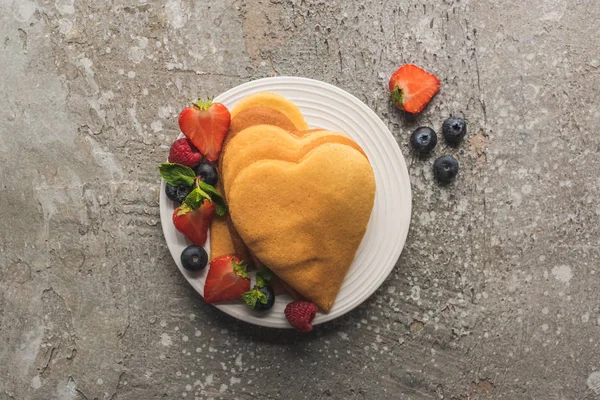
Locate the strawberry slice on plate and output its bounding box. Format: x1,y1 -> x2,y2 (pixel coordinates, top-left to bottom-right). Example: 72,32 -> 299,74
204,255 -> 251,303
172,199 -> 215,246
389,64 -> 440,114
178,99 -> 231,162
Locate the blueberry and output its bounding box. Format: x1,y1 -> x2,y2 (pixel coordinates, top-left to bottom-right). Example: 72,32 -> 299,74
194,161 -> 218,186
165,183 -> 193,204
180,245 -> 208,271
253,286 -> 275,311
410,127 -> 437,154
442,116 -> 467,145
433,155 -> 459,184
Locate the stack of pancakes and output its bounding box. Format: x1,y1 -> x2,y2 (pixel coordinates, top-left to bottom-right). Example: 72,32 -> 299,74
210,92 -> 376,312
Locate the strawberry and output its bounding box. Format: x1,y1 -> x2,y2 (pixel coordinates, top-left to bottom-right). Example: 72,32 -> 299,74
204,256 -> 251,303
389,64 -> 440,114
168,138 -> 201,168
172,199 -> 215,246
178,99 -> 231,162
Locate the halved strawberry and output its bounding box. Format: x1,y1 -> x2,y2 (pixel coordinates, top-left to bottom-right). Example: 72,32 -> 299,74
172,199 -> 215,246
178,99 -> 230,162
389,64 -> 440,114
204,255 -> 250,303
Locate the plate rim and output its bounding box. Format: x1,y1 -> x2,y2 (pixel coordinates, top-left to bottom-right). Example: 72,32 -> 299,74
159,76 -> 412,328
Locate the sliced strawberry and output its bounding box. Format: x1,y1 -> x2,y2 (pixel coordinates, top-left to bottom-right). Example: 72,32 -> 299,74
172,199 -> 215,246
389,64 -> 440,114
204,256 -> 250,303
178,99 -> 231,162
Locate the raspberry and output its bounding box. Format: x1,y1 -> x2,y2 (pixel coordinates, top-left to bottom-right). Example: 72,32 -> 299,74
284,301 -> 318,332
168,138 -> 201,168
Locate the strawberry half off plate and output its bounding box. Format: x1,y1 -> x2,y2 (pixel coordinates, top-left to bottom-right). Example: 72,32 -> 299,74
179,99 -> 231,162
389,64 -> 440,114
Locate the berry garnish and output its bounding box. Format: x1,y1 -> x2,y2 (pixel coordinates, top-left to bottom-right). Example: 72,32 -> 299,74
172,198 -> 215,246
389,64 -> 440,114
410,127 -> 437,154
284,301 -> 318,332
178,99 -> 231,162
433,155 -> 459,184
181,245 -> 208,271
165,183 -> 193,204
168,138 -> 202,168
194,161 -> 219,186
204,256 -> 250,303
441,116 -> 467,145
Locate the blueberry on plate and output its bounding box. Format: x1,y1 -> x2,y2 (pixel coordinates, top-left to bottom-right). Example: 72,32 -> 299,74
410,127 -> 437,154
442,116 -> 467,145
433,155 -> 459,184
194,161 -> 218,186
166,183 -> 193,204
181,245 -> 208,271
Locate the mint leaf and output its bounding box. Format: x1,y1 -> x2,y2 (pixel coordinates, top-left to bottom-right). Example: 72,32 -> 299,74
159,163 -> 196,187
197,181 -> 228,216
243,288 -> 267,308
257,267 -> 273,281
183,187 -> 211,210
255,268 -> 274,288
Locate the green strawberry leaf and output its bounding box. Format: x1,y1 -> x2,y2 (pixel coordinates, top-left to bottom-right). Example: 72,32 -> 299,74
391,86 -> 404,109
159,163 -> 196,187
243,288 -> 268,308
255,267 -> 274,288
183,187 -> 211,210
232,259 -> 249,279
197,180 -> 228,216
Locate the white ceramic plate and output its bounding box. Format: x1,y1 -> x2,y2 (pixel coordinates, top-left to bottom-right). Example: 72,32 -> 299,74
159,76 -> 411,328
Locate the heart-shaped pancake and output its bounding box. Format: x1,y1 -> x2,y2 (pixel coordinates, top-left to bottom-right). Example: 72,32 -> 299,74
220,125 -> 367,198
229,106 -> 298,136
227,143 -> 376,312
230,92 -> 308,131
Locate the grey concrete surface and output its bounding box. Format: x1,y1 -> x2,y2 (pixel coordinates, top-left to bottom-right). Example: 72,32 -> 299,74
1,0 -> 600,399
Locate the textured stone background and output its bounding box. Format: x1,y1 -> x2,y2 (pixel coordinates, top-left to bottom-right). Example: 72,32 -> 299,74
1,0 -> 600,399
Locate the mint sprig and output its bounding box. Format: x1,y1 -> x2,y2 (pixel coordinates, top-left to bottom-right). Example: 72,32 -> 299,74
196,180 -> 227,216
183,187 -> 211,209
255,267 -> 273,289
159,163 -> 196,187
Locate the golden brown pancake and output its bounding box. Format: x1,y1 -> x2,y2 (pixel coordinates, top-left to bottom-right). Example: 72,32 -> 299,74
209,215 -> 236,261
220,125 -> 368,198
229,107 -> 297,136
230,92 -> 308,131
228,143 -> 376,312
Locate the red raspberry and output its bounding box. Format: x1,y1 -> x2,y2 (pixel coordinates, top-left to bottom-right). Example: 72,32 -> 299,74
168,138 -> 201,168
284,301 -> 318,332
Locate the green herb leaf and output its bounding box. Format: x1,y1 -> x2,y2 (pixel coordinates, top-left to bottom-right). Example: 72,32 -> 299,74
243,288 -> 268,308
255,268 -> 274,288
183,187 -> 211,210
159,163 -> 196,187
197,180 -> 228,216
232,259 -> 249,279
